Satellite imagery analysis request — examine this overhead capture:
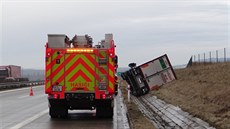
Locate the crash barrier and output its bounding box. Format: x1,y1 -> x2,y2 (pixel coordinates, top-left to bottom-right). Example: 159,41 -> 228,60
0,81 -> 44,90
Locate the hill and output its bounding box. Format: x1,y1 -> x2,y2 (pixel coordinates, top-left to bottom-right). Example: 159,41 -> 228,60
22,69 -> 44,81
151,63 -> 230,129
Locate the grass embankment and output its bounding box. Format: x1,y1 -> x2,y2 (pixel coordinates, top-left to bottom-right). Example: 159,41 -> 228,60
152,63 -> 230,129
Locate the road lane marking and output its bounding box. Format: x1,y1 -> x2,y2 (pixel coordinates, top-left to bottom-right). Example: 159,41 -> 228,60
9,109 -> 48,129
18,94 -> 47,99
18,95 -> 28,99
0,85 -> 43,94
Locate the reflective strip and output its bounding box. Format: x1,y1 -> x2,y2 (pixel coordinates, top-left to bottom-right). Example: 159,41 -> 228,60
65,54 -> 96,91
99,51 -> 107,58
45,53 -> 51,89
108,57 -> 114,91
51,54 -> 65,85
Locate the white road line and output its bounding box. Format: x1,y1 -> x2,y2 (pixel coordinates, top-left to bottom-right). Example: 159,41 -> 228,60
9,109 -> 49,129
18,95 -> 29,99
18,94 -> 47,99
0,85 -> 43,94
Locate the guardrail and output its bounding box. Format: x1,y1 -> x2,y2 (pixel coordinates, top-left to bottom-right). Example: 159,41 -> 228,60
0,81 -> 45,90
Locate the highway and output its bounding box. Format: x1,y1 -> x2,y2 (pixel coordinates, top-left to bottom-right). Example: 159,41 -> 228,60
0,86 -> 129,129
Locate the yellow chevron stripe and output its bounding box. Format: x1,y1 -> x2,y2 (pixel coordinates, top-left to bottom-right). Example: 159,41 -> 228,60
46,81 -> 51,88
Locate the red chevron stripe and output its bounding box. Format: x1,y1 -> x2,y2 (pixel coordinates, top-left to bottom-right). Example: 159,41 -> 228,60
55,74 -> 65,85
84,54 -> 99,79
85,54 -> 97,66
76,58 -> 97,79
51,52 -> 62,66
56,55 -> 97,84
51,54 -> 75,85
84,54 -> 107,75
99,53 -> 105,58
99,67 -> 107,74
66,57 -> 95,77
51,54 -> 74,79
46,63 -> 51,71
68,70 -> 92,82
53,54 -> 99,85
108,58 -> 115,92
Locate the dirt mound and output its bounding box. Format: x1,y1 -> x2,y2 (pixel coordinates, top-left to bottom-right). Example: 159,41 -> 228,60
151,63 -> 230,129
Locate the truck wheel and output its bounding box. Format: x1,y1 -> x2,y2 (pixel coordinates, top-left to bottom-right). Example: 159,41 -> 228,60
105,106 -> 113,117
49,107 -> 58,118
96,107 -> 103,117
49,107 -> 68,118
96,100 -> 113,118
96,106 -> 113,118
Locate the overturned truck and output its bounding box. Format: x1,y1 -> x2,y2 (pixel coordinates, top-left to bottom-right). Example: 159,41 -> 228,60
121,54 -> 176,97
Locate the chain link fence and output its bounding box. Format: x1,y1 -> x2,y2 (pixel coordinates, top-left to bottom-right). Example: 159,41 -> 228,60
187,48 -> 230,67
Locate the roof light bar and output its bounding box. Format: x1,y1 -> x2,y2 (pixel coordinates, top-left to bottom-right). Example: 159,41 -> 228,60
66,49 -> 94,53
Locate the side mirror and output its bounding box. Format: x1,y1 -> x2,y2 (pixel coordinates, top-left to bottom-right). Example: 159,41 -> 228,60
113,55 -> 118,64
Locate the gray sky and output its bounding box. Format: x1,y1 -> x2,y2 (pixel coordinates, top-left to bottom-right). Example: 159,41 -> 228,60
0,0 -> 229,69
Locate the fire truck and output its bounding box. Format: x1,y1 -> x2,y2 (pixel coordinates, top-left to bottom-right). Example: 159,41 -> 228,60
45,34 -> 118,118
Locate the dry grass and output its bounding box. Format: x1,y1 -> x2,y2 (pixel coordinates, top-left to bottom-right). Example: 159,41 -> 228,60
151,63 -> 230,129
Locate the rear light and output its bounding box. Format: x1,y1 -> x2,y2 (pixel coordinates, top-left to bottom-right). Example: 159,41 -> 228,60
48,94 -> 59,99
52,85 -> 62,92
54,94 -> 58,99
102,94 -> 106,99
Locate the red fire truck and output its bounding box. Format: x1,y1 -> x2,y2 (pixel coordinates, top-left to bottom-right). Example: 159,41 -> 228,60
45,34 -> 118,118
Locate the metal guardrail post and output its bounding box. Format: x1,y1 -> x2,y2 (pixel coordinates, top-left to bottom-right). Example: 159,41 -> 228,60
128,85 -> 130,103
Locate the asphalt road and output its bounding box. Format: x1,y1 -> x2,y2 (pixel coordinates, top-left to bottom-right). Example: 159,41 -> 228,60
0,86 -> 123,129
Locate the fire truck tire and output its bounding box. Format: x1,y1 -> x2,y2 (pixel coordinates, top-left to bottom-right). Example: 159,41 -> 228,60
96,100 -> 113,118
49,107 -> 68,118
96,106 -> 113,118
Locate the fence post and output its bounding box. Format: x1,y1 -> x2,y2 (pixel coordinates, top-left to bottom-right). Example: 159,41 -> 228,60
216,50 -> 218,63
224,48 -> 226,62
204,53 -> 205,64
194,55 -> 196,63
198,54 -> 200,64
209,51 -> 211,63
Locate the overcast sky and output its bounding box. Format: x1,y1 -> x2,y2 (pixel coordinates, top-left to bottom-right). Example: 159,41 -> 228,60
0,0 -> 229,69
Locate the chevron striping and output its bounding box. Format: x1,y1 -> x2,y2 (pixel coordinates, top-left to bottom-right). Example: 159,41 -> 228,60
68,70 -> 92,82
64,54 -> 96,91
66,63 -> 94,81
108,57 -> 115,90
65,58 -> 94,80
46,81 -> 51,88
52,68 -> 64,85
51,54 -> 73,78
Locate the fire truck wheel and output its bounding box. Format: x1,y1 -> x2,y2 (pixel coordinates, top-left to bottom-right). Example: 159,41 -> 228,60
49,107 -> 68,118
96,106 -> 113,118
49,107 -> 58,118
96,100 -> 113,118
